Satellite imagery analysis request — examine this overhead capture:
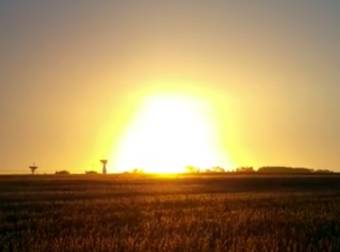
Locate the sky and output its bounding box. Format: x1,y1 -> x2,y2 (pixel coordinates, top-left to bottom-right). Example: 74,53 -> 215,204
1,0 -> 340,174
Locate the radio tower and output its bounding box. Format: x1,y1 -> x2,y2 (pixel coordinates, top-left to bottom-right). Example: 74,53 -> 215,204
29,163 -> 38,175
100,160 -> 108,174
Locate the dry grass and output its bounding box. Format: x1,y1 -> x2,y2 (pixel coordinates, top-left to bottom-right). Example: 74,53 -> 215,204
1,175 -> 340,251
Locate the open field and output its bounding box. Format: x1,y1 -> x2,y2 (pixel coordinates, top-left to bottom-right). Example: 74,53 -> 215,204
1,174 -> 340,251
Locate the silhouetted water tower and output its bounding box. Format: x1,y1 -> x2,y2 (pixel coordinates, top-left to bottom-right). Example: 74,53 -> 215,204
29,163 -> 38,175
100,160 -> 108,174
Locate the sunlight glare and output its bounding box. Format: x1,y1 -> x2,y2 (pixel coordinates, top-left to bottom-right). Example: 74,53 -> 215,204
112,94 -> 230,173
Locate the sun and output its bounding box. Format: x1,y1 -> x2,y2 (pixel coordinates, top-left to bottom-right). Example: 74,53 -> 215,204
111,94 -> 231,173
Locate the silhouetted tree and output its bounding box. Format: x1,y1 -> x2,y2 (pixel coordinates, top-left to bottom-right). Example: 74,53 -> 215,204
211,166 -> 225,173
131,168 -> 144,174
85,171 -> 98,175
258,166 -> 313,174
314,169 -> 333,174
55,170 -> 70,175
236,167 -> 255,173
185,165 -> 200,173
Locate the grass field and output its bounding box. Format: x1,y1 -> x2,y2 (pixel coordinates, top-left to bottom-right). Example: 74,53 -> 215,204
1,174 -> 340,251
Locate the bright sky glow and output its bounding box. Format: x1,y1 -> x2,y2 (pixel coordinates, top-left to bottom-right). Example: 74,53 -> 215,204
1,1 -> 340,173
111,94 -> 231,173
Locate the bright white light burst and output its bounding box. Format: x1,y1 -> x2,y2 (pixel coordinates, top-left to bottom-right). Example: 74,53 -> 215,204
112,94 -> 231,173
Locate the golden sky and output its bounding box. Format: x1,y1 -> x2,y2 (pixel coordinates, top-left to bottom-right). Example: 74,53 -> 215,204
0,1 -> 340,173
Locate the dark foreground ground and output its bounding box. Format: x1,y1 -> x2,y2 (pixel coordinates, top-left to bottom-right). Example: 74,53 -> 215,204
1,174 -> 340,252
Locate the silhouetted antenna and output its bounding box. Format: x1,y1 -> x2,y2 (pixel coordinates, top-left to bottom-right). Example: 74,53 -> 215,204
100,160 -> 108,174
29,163 -> 38,175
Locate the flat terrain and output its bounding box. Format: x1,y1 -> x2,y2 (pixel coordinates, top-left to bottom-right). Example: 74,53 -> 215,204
1,174 -> 340,251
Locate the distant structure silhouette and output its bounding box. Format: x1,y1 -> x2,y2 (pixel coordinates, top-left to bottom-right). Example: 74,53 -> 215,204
100,160 -> 108,174
29,163 -> 38,175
